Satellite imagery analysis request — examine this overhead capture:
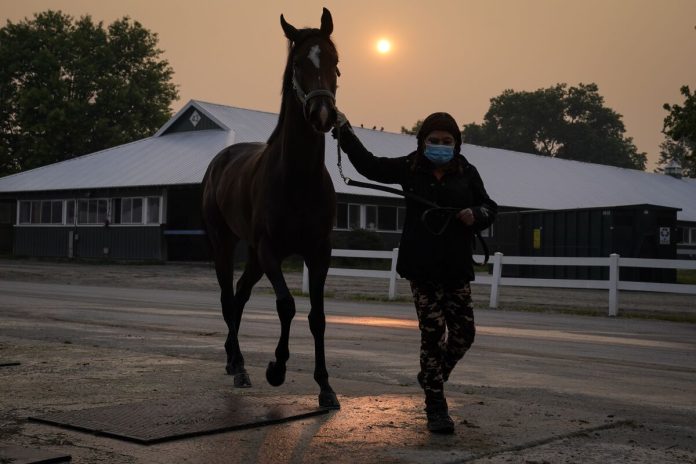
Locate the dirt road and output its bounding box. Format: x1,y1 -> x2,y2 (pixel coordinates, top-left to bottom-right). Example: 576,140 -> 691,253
0,259 -> 695,463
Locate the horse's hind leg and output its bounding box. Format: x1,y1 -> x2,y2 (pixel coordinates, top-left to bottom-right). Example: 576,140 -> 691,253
233,248 -> 264,334
256,237 -> 294,387
306,240 -> 340,409
212,235 -> 251,387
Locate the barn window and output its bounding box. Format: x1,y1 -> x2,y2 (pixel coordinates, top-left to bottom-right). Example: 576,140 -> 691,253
336,204 -> 403,231
120,198 -> 143,224
377,206 -> 397,231
335,203 -> 347,229
112,196 -> 161,225
77,199 -> 109,224
30,201 -> 41,224
17,200 -> 65,225
146,197 -> 161,224
41,201 -> 52,223
348,204 -> 360,229
50,200 -> 63,224
365,205 -> 377,230
66,200 -> 75,225
335,203 -> 361,230
681,227 -> 696,245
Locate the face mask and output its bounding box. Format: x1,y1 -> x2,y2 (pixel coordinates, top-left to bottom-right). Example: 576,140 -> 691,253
424,143 -> 454,165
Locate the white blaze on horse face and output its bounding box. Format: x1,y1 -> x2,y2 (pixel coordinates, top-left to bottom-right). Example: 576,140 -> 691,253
308,45 -> 321,69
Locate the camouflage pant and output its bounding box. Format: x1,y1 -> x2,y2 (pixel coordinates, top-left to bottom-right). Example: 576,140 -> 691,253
410,280 -> 475,401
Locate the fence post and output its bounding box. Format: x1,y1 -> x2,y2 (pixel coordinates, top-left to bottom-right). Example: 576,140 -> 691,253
302,263 -> 309,294
68,231 -> 74,258
489,252 -> 503,309
608,253 -> 619,317
388,247 -> 399,300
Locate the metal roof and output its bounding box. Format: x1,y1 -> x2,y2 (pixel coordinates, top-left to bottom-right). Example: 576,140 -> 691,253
1,99 -> 695,222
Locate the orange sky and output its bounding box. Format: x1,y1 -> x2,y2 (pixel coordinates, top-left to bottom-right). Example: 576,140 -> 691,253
3,0 -> 696,171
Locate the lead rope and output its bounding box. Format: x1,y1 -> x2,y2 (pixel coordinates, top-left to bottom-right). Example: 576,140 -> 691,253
335,124 -> 350,185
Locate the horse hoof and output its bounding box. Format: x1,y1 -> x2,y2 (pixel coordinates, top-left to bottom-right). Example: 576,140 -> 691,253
234,372 -> 252,388
319,391 -> 340,409
266,361 -> 286,387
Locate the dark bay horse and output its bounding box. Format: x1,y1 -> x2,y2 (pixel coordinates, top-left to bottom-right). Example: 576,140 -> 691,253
201,8 -> 340,409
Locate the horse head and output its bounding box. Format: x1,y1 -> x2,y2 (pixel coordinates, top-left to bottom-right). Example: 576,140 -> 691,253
280,8 -> 339,133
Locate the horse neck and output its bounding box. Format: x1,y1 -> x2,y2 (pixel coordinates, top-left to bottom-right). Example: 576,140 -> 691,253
275,98 -> 326,180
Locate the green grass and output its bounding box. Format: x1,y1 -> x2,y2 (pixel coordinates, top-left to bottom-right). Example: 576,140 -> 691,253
677,269 -> 696,285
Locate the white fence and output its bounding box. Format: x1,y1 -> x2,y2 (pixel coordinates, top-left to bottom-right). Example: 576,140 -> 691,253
302,248 -> 400,299
302,249 -> 696,316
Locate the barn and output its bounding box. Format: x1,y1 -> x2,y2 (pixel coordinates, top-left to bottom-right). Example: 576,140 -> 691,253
0,99 -> 694,261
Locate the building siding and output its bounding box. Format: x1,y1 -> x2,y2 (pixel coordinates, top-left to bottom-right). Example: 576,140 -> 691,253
14,226 -> 163,261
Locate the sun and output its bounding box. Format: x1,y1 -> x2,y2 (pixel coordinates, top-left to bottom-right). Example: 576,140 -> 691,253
376,38 -> 392,54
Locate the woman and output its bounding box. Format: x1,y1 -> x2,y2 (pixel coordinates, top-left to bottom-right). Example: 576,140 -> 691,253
333,111 -> 497,434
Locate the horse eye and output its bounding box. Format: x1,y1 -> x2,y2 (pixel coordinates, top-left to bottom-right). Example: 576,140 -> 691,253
336,67 -> 341,77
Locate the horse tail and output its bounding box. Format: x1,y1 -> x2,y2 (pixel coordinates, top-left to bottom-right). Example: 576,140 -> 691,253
201,158 -> 228,262
200,163 -> 215,261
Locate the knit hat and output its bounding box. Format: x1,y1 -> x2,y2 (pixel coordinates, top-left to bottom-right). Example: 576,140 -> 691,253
416,112 -> 462,155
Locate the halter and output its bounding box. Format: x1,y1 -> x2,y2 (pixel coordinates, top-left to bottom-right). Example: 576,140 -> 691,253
292,68 -> 336,112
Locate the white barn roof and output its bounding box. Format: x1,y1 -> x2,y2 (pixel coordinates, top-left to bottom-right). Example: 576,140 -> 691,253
0,99 -> 695,222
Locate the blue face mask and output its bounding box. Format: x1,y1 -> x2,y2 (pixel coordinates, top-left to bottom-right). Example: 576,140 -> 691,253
424,143 -> 455,165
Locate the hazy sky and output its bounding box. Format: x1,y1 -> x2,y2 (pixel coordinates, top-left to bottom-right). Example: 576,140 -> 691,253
3,0 -> 696,170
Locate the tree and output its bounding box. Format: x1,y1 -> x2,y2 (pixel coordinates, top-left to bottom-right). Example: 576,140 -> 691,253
401,119 -> 423,136
460,83 -> 647,170
0,10 -> 178,176
655,138 -> 694,177
662,85 -> 696,177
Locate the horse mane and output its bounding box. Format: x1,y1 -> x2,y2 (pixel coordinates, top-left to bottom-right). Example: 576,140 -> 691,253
267,29 -> 337,146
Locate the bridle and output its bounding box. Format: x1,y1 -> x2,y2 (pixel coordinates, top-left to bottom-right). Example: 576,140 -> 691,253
289,37 -> 338,114
291,69 -> 336,111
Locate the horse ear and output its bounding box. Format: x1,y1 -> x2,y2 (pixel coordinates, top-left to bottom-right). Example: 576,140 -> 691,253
280,14 -> 299,42
320,8 -> 333,36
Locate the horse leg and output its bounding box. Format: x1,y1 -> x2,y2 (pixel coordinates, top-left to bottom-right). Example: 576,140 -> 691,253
256,237 -> 294,387
306,240 -> 340,409
233,247 -> 264,334
212,237 -> 250,388
217,249 -> 263,388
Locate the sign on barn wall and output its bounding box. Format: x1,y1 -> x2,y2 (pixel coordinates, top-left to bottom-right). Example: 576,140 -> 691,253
659,227 -> 671,245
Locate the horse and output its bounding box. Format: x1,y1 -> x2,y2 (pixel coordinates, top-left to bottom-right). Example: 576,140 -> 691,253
201,8 -> 340,409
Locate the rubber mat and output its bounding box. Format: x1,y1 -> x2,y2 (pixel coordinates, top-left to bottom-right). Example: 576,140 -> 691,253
0,444 -> 71,463
29,395 -> 329,444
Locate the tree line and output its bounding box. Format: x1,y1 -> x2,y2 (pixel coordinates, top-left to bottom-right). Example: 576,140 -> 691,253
403,83 -> 696,177
0,11 -> 693,178
0,11 -> 178,176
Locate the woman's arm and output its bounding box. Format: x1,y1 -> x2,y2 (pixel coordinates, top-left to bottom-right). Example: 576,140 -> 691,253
337,123 -> 406,185
462,166 -> 497,232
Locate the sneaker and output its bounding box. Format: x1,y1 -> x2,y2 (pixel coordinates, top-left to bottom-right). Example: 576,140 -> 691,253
427,410 -> 455,434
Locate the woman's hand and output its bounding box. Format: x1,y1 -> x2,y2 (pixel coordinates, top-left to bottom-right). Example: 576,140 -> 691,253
331,109 -> 353,139
457,208 -> 475,226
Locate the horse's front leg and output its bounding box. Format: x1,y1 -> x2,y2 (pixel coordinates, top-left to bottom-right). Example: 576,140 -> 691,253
210,235 -> 250,388
305,240 -> 340,409
257,237 -> 294,387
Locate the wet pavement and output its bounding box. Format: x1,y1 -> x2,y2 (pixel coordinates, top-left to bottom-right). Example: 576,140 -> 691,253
0,260 -> 695,463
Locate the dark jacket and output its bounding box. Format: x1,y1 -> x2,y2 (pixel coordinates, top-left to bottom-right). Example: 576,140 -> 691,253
339,126 -> 497,283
